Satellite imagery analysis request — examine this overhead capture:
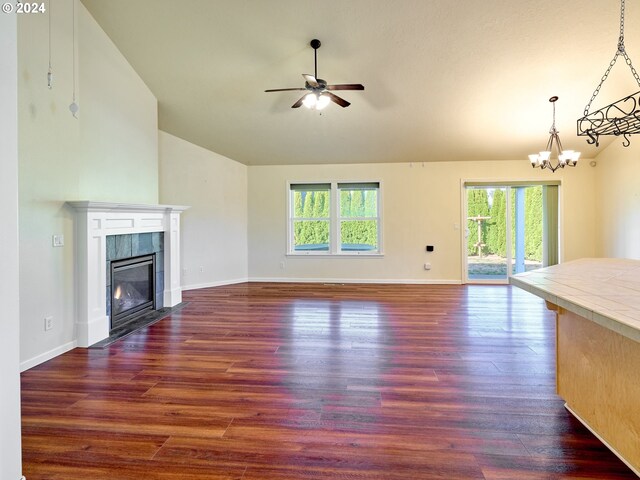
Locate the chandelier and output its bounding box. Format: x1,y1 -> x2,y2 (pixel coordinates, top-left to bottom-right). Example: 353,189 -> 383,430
529,96 -> 580,172
577,0 -> 640,147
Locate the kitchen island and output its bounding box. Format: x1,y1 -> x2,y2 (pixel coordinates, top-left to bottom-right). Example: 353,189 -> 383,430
510,258 -> 640,476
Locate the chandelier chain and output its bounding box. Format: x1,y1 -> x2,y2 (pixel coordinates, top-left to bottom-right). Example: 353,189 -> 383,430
583,0 -> 640,116
620,0 -> 625,40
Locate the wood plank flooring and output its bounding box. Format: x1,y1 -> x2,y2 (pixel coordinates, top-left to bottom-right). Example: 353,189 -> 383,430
21,283 -> 637,479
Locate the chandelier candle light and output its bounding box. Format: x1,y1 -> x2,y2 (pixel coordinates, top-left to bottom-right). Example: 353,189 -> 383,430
529,96 -> 580,172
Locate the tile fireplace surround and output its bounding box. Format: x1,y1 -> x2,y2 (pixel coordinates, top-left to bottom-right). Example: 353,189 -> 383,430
68,202 -> 189,347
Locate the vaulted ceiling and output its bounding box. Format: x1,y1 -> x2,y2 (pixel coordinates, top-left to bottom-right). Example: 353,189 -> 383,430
81,0 -> 640,165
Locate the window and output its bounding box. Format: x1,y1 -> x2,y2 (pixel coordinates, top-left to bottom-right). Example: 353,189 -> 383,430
288,182 -> 381,255
290,183 -> 331,252
338,183 -> 380,252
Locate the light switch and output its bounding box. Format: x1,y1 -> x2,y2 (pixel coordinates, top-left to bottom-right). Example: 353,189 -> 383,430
52,235 -> 64,247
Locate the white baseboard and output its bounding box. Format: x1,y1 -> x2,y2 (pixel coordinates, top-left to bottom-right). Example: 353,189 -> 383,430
248,277 -> 462,285
182,277 -> 249,291
20,340 -> 77,372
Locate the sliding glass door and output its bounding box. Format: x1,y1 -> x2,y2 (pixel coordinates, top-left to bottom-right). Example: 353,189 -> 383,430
466,186 -> 509,281
464,184 -> 557,283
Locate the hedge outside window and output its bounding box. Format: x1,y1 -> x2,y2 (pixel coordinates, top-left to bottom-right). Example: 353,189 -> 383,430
288,182 -> 381,255
290,184 -> 331,252
338,183 -> 379,252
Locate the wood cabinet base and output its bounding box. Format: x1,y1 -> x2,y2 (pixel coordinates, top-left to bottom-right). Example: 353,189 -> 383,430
557,308 -> 640,476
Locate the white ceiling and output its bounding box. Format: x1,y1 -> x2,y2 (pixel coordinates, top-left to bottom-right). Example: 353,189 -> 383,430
80,0 -> 640,166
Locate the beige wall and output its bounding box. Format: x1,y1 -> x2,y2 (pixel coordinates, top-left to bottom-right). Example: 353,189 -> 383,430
595,138 -> 640,258
18,1 -> 158,368
0,11 -> 23,479
159,131 -> 248,289
248,160 -> 597,282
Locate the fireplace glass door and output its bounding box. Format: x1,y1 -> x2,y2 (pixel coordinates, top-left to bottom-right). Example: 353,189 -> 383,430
110,254 -> 156,330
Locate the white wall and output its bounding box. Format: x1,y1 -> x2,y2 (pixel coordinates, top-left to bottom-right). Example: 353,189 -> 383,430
0,10 -> 23,480
595,138 -> 640,258
159,131 -> 248,288
248,160 -> 597,282
18,0 -> 158,369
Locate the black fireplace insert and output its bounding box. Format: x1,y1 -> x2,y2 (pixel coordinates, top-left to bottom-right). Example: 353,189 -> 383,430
110,254 -> 156,331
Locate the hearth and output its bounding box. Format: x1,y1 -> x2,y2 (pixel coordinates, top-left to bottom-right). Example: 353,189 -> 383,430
110,254 -> 156,331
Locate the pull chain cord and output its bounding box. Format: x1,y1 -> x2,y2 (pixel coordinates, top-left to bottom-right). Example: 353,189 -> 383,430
69,0 -> 79,118
47,0 -> 53,88
583,0 -> 640,116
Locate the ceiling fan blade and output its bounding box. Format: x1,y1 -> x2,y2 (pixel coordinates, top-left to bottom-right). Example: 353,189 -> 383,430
291,95 -> 307,108
325,91 -> 350,108
303,74 -> 320,88
265,88 -> 306,92
326,84 -> 365,91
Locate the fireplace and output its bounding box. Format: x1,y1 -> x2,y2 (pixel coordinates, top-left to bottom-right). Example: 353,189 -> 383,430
68,201 -> 189,347
110,254 -> 156,331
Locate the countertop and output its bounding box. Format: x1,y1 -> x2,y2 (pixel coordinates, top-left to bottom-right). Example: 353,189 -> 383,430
510,258 -> 640,343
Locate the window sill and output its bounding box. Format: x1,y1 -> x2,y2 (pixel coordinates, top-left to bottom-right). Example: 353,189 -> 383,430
286,252 -> 384,258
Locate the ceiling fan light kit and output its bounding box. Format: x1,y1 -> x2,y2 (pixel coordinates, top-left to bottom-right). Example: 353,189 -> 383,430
577,0 -> 640,147
303,93 -> 330,110
529,96 -> 580,173
265,39 -> 364,110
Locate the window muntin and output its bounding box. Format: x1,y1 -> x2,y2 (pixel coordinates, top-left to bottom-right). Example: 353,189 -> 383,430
288,182 -> 381,255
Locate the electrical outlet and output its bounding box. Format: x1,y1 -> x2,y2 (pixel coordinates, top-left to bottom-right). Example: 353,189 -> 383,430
44,316 -> 53,331
199,266 -> 204,273
279,261 -> 285,269
424,263 -> 431,271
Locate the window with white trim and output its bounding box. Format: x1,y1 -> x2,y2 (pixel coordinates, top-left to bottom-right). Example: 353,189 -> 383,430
288,182 -> 382,255
290,183 -> 331,252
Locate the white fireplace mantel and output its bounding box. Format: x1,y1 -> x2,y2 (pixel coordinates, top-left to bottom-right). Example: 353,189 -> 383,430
68,201 -> 189,347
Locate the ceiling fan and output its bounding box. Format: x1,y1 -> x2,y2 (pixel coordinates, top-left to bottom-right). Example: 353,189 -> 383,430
265,39 -> 365,110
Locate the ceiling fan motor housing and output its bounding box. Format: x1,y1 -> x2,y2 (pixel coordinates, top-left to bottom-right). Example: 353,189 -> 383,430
305,79 -> 327,90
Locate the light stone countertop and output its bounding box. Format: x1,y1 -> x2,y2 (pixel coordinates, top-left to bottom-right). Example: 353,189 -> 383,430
510,258 -> 640,344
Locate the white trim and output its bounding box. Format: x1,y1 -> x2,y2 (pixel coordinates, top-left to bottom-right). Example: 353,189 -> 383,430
466,278 -> 509,285
66,201 -> 190,213
181,278 -> 249,291
460,179 -> 467,283
461,178 -> 563,189
20,340 -> 77,372
564,403 -> 640,477
286,253 -> 385,258
506,186 -> 513,277
249,277 -> 461,285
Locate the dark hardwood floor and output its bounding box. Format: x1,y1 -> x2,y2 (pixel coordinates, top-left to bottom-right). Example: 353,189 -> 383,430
21,283 -> 636,479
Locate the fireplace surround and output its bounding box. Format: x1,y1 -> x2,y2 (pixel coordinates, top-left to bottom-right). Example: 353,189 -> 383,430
68,202 -> 189,347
